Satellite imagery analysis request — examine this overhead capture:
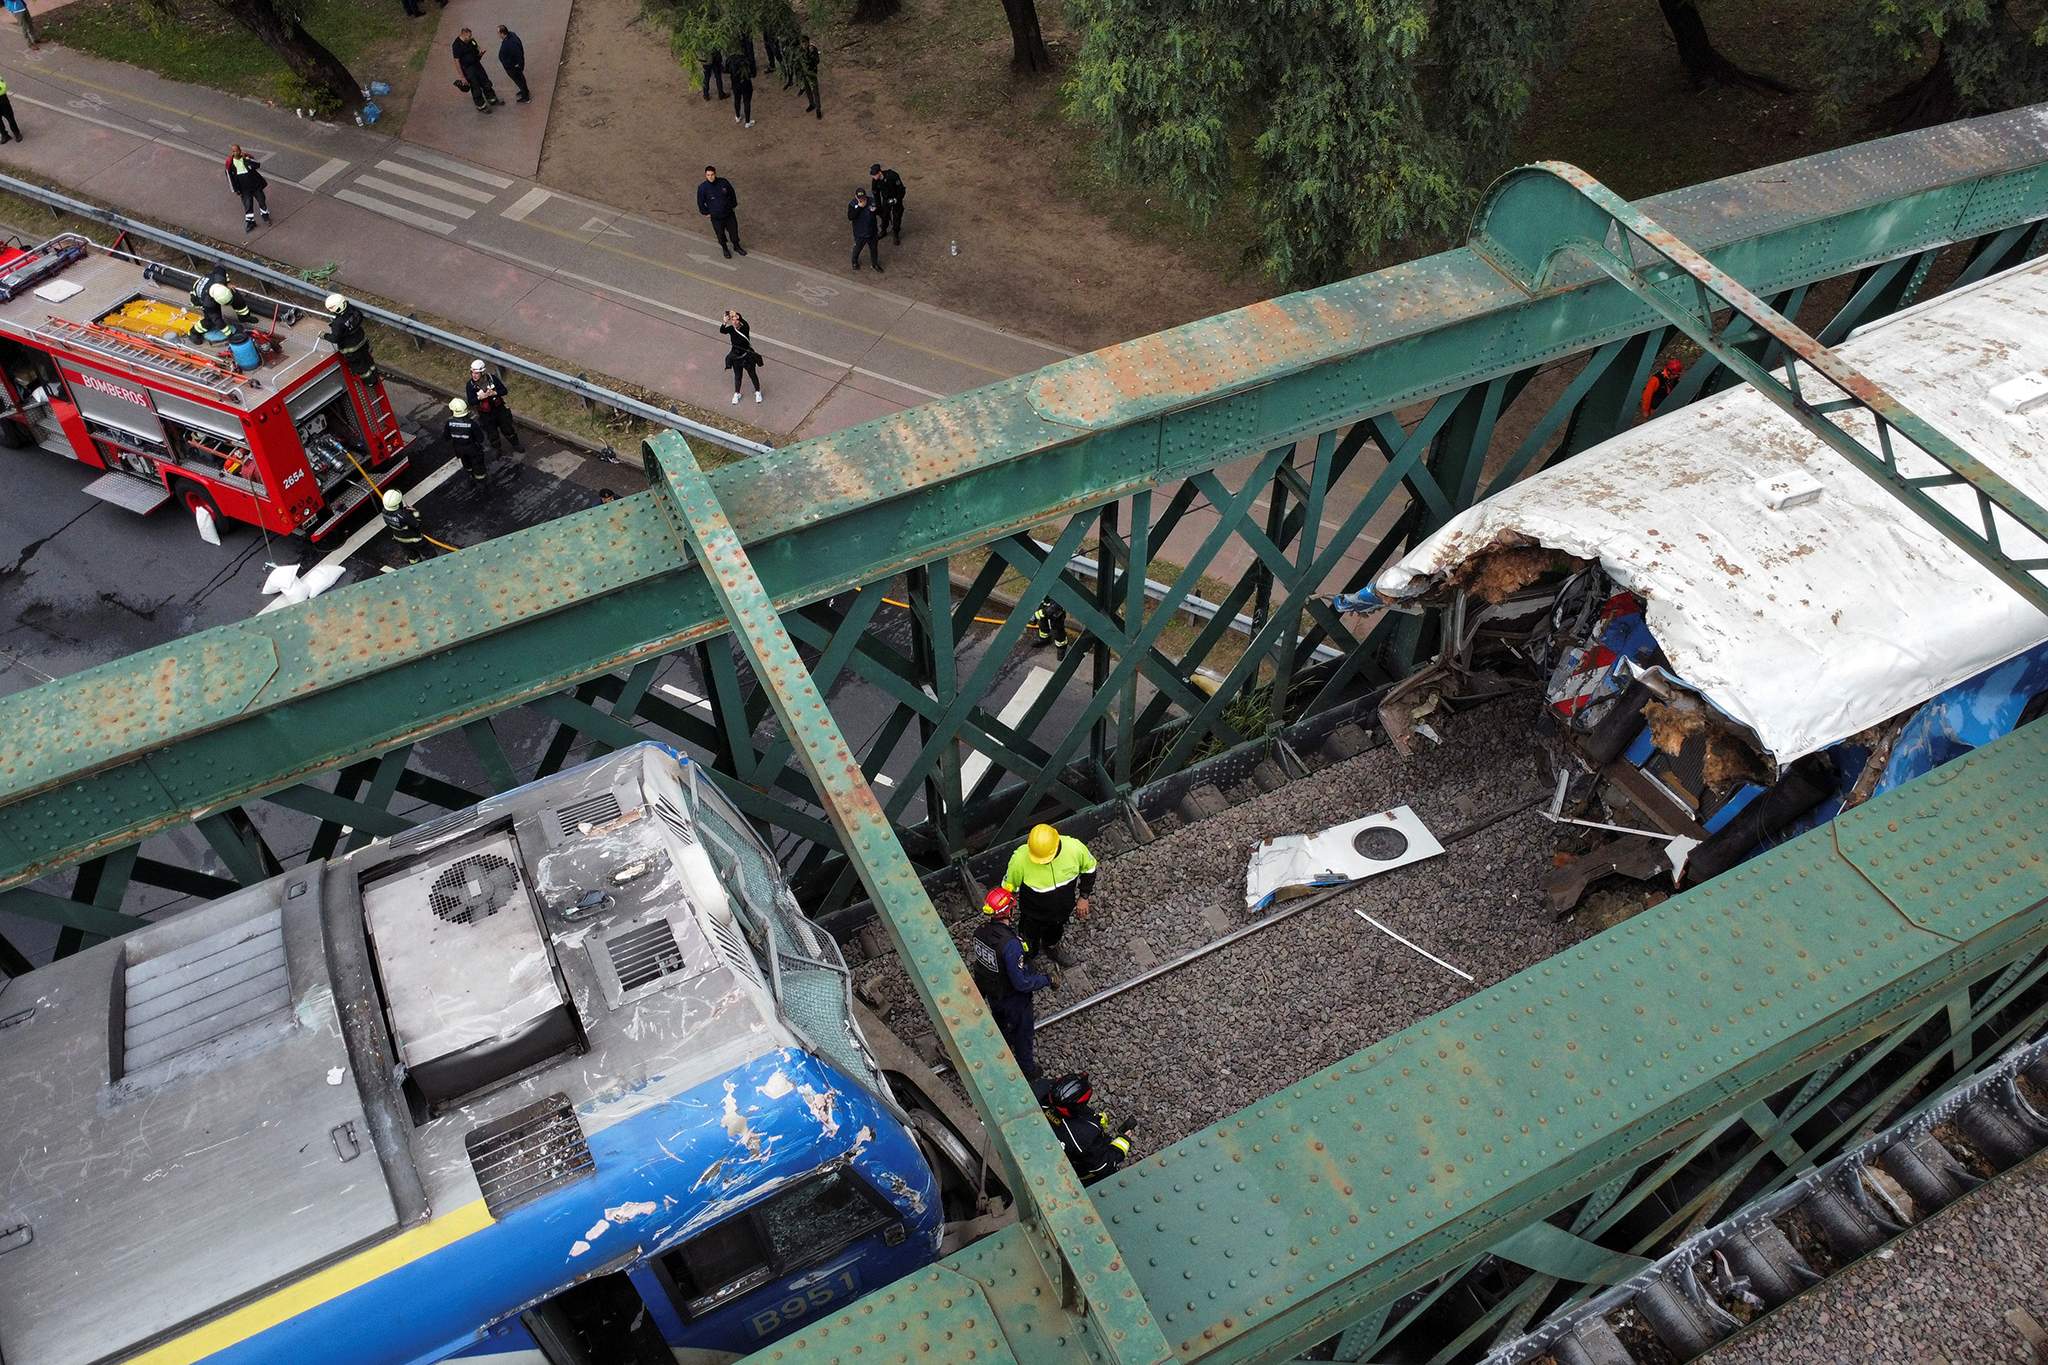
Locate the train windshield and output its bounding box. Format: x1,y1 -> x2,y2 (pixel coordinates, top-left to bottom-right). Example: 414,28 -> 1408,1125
658,1168 -> 895,1316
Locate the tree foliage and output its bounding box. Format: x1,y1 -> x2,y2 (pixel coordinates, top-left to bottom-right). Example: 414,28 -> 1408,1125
148,0 -> 362,114
1064,0 -> 1584,289
1818,0 -> 2048,128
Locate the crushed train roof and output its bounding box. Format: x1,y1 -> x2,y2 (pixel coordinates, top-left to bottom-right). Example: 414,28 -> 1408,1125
1377,254 -> 2048,765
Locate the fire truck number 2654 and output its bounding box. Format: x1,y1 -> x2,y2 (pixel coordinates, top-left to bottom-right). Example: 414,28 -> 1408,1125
281,469 -> 305,491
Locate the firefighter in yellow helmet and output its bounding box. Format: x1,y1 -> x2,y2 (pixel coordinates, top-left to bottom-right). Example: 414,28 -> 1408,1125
1002,822 -> 1097,968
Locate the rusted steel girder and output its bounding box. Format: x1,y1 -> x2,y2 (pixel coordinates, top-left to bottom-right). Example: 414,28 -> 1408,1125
1471,160 -> 2048,614
643,435 -> 1175,1365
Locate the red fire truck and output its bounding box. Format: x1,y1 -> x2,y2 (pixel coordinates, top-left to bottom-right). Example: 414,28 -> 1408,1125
0,233 -> 412,541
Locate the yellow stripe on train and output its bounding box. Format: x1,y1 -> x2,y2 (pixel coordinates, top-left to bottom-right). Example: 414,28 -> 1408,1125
127,1201 -> 495,1365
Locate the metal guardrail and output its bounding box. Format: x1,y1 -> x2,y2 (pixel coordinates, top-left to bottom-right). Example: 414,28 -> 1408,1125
0,171 -> 773,457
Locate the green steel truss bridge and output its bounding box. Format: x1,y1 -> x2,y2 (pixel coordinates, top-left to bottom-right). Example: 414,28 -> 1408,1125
2,107 -> 2047,1363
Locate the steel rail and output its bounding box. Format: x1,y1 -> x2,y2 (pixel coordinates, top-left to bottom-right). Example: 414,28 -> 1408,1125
0,171 -> 772,457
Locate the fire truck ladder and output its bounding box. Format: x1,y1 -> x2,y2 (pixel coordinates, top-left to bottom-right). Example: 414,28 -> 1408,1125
357,372 -> 403,457
31,316 -> 250,401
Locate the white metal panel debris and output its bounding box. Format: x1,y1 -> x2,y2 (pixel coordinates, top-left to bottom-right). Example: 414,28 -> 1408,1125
1244,806 -> 1444,910
1375,255 -> 2048,765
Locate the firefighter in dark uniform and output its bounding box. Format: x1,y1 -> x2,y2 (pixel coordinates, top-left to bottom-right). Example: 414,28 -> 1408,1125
381,488 -> 435,564
189,263 -> 229,310
445,397 -> 495,487
1003,822 -> 1097,967
465,359 -> 524,455
323,294 -> 377,379
1037,1073 -> 1134,1185
969,886 -> 1052,1080
1029,598 -> 1069,658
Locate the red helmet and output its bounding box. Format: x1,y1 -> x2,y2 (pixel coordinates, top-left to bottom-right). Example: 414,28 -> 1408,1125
1659,358 -> 1684,377
982,886 -> 1016,919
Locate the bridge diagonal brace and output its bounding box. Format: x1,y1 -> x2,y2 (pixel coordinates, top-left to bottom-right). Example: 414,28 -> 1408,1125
1471,160 -> 2048,616
643,433 -> 1172,1365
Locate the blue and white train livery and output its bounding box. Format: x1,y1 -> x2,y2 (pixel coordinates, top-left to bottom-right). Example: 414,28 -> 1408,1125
0,745 -> 976,1365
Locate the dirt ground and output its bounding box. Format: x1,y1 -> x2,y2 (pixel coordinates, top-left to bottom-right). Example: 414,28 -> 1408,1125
538,0 -> 1902,353
538,0 -> 1267,352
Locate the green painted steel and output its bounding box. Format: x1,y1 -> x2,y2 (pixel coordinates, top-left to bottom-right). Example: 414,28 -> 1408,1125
1,110 -> 2045,895
1474,161 -> 2048,612
748,699 -> 2048,1364
644,436 -> 1173,1365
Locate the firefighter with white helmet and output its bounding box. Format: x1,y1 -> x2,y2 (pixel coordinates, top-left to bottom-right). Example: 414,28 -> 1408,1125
323,294 -> 377,379
464,357 -> 523,456
380,487 -> 432,564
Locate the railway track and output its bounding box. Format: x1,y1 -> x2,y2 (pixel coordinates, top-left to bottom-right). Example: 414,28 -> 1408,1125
857,697 -> 1619,1151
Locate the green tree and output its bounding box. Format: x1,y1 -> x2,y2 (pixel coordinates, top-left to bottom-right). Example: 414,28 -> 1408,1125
149,0 -> 362,115
1819,0 -> 2048,128
1064,0 -> 1584,288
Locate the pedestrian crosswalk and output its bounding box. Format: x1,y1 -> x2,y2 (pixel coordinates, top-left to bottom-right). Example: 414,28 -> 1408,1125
332,148 -> 515,235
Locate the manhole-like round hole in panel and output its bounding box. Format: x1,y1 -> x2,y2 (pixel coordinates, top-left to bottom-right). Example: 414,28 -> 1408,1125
1352,826 -> 1410,862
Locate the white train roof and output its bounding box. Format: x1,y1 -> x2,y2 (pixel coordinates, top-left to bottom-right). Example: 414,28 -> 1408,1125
1377,253 -> 2048,764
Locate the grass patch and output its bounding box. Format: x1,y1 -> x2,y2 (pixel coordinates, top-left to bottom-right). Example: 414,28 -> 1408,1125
44,0 -> 436,130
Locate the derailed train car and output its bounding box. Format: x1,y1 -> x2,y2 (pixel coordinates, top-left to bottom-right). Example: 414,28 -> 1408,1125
0,745 -> 989,1365
1367,253 -> 2048,908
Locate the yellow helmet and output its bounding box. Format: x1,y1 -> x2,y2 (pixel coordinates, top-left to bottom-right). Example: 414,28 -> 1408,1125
1026,823 -> 1059,864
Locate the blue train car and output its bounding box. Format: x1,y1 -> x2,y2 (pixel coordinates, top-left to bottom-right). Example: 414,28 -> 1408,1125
0,745 -> 968,1364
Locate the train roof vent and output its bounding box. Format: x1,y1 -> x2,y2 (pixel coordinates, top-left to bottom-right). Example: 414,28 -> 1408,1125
557,792 -> 623,838
592,918 -> 690,1008
121,907 -> 292,1082
427,852 -> 521,926
464,1092 -> 595,1217
653,796 -> 696,844
706,912 -> 765,990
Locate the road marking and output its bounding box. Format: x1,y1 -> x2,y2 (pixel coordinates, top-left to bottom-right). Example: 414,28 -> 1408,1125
685,251 -> 738,273
21,63 -> 329,155
334,189 -> 457,235
577,215 -> 632,238
351,174 -> 479,220
314,458 -> 463,574
500,186 -> 551,222
373,159 -> 497,204
300,157 -> 351,192
145,116 -> 188,134
15,93 -> 213,161
959,664 -> 1054,790
393,144 -> 515,189
658,683 -> 712,714
465,246 -> 948,401
516,218 -> 1014,380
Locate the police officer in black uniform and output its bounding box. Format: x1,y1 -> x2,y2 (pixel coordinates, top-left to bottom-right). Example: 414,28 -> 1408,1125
969,886 -> 1052,1079
869,164 -> 907,244
445,397 -> 494,488
324,294 -> 377,378
1037,1073 -> 1135,1184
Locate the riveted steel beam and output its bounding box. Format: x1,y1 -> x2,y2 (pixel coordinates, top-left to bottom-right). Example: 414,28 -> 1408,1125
0,111 -> 2045,897
643,433 -> 1173,1365
1473,160 -> 2048,613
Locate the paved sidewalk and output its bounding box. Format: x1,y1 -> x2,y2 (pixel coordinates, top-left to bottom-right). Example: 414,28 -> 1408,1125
0,30 -> 1071,443
406,0 -> 567,178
